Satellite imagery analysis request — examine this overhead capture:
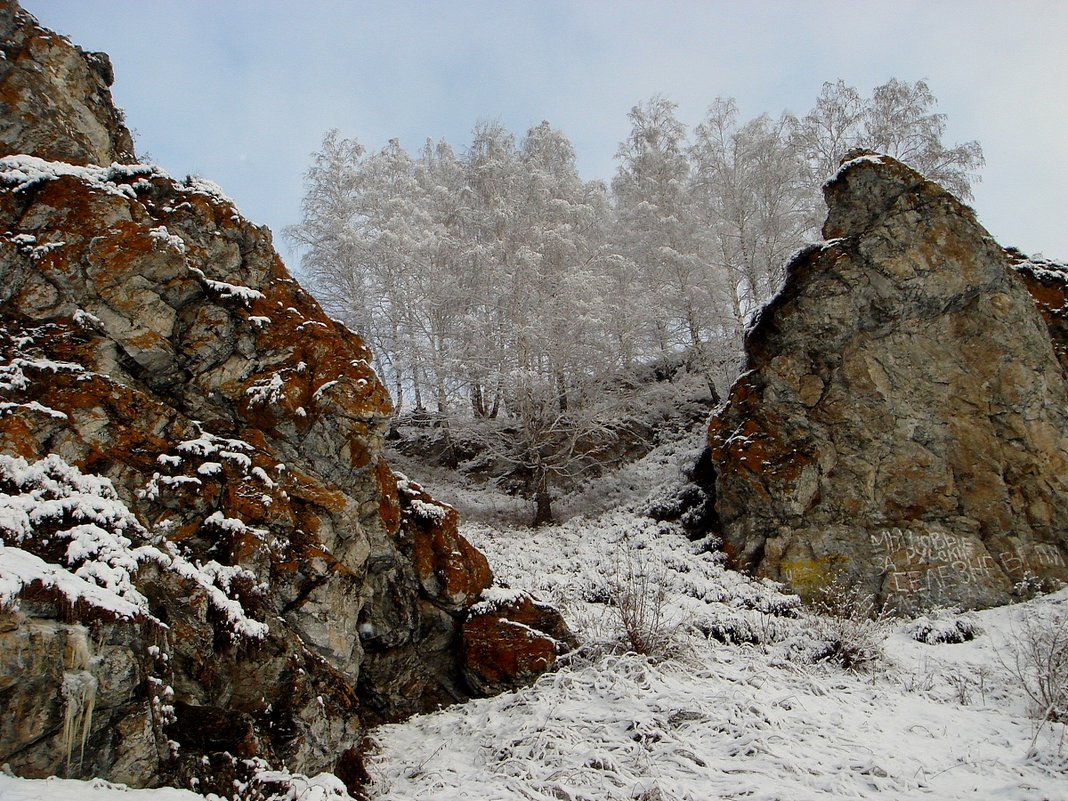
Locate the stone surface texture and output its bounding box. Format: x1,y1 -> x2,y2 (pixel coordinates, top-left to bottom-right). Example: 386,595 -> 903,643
461,591 -> 580,696
1007,249 -> 1068,373
0,0 -> 134,166
0,2 -> 572,795
709,152 -> 1068,612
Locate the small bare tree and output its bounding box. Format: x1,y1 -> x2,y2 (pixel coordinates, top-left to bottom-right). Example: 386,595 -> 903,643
468,371 -> 629,526
606,537 -> 677,659
1002,607 -> 1068,724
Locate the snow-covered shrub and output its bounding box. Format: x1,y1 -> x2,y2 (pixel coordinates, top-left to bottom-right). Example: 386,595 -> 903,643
606,540 -> 680,659
696,607 -> 795,647
1012,571 -> 1065,602
1002,606 -> 1068,723
791,576 -> 890,671
696,610 -> 762,646
176,754 -> 351,801
905,611 -> 981,644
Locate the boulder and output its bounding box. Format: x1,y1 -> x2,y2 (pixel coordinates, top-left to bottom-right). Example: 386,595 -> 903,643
461,589 -> 578,696
0,1 -> 566,794
709,152 -> 1068,612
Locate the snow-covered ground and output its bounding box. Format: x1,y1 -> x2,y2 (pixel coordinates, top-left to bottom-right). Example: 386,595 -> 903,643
0,774 -> 204,801
5,437 -> 1067,800
367,513 -> 1068,800
364,444 -> 1068,801
0,771 -> 348,801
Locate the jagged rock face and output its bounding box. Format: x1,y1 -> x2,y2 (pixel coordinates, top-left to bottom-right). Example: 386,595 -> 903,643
0,154 -> 418,790
710,153 -> 1068,612
1007,250 -> 1068,373
0,0 -> 134,166
0,2 -> 572,794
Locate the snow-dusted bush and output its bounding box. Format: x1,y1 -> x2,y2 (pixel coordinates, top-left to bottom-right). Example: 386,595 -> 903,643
177,754 -> 350,801
905,611 -> 981,645
791,577 -> 891,671
1011,571 -> 1065,602
697,607 -> 797,647
1002,606 -> 1068,723
606,540 -> 679,659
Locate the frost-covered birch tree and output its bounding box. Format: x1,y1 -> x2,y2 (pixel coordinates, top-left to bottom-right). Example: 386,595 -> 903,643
502,121 -> 621,524
287,134 -> 467,415
460,121 -> 624,525
611,96 -> 721,402
284,131 -> 405,395
690,99 -> 813,370
790,78 -> 984,201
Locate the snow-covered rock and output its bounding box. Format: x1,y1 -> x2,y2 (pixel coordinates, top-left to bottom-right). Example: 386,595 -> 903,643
709,152 -> 1068,612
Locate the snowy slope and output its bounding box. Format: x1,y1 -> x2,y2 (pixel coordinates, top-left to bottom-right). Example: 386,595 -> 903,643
360,448 -> 1068,801
367,511 -> 1068,801
0,771 -> 350,801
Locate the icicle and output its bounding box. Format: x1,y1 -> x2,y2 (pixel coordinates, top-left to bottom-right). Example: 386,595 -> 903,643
60,629 -> 97,777
60,670 -> 97,776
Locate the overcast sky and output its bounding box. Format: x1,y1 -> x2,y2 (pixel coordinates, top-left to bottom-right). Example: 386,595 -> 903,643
25,1 -> 1068,261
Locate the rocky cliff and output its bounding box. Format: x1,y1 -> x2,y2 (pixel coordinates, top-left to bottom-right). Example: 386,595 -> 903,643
0,2 -> 571,796
0,2 -> 133,165
1006,248 -> 1068,373
709,151 -> 1068,612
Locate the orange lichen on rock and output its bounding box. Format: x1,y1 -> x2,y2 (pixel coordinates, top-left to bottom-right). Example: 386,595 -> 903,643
461,591 -> 578,696
396,476 -> 492,611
